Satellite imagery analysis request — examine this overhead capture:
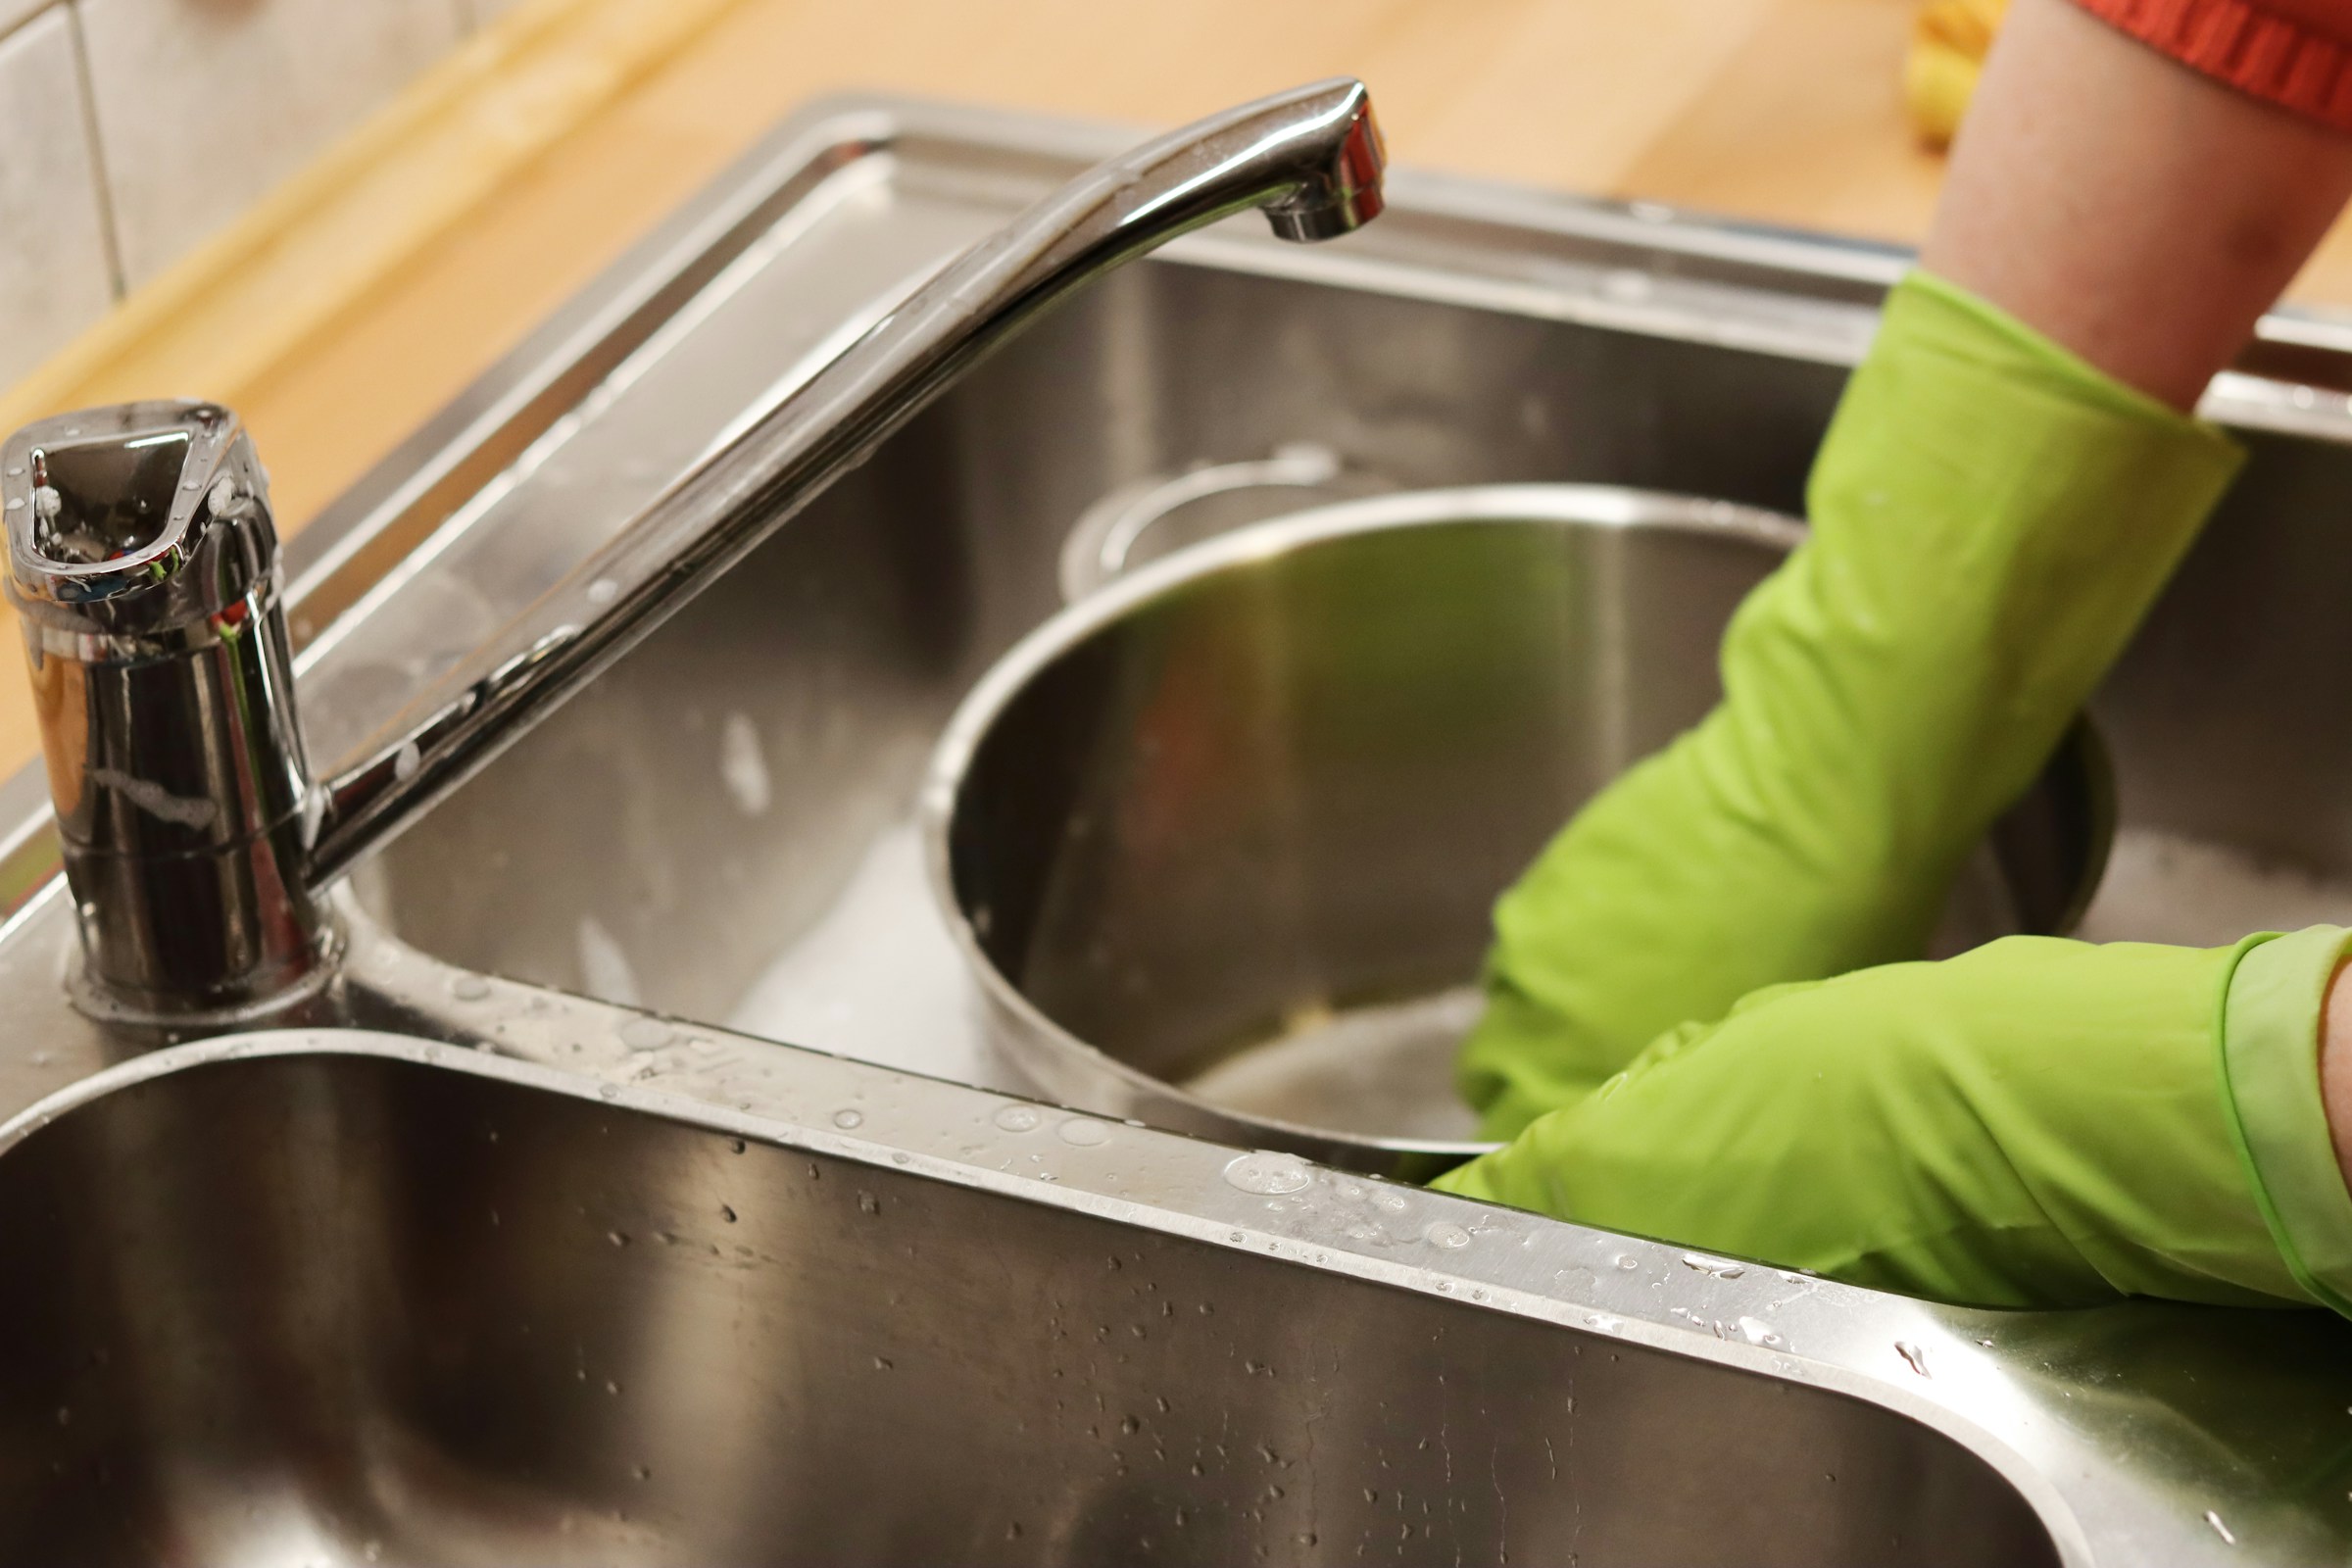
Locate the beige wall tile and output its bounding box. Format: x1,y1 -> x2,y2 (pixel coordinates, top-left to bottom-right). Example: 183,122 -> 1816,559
459,0 -> 531,27
0,8 -> 117,385
79,0 -> 463,287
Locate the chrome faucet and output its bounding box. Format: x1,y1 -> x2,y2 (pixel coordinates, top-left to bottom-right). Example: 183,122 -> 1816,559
3,78 -> 1385,1022
3,403 -> 333,1018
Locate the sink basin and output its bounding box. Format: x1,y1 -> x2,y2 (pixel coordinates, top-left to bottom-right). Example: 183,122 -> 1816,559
0,1031 -> 2060,1566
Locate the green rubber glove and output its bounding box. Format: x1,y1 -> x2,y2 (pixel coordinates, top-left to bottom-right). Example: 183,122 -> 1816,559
1459,270 -> 2246,1140
1437,928 -> 2352,1313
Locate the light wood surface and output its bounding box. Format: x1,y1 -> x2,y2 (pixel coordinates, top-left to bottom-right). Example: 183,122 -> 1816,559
4,0 -> 2351,779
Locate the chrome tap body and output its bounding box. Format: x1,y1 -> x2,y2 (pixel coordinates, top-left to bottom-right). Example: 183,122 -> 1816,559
2,402 -> 332,1018
2,78 -> 1385,1019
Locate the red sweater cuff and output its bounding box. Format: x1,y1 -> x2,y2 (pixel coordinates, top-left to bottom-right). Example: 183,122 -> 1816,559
2073,0 -> 2352,132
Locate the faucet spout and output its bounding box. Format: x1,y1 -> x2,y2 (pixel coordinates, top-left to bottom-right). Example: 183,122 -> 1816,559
308,77 -> 1386,883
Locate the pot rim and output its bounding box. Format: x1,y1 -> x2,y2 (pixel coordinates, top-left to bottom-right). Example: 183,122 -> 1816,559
919,482 -> 1809,1168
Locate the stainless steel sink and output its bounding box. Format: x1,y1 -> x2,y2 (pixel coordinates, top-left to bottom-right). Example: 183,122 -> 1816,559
0,1028 -> 2064,1566
3,95 -> 2352,1565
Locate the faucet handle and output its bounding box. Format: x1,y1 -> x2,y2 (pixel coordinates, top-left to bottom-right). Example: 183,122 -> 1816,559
3,400 -> 331,1022
3,399 -> 275,625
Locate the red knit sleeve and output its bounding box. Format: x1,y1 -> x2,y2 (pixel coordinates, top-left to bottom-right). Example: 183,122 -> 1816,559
2071,0 -> 2352,130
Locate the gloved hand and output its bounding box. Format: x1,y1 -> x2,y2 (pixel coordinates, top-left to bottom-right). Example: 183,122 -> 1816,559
1458,270 -> 2246,1141
1437,928 -> 2352,1313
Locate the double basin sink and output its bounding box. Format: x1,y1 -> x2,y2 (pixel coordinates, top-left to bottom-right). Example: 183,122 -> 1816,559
6,96 -> 2352,1564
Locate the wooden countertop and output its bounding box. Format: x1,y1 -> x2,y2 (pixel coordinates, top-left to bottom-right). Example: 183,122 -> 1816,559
4,0 -> 2350,779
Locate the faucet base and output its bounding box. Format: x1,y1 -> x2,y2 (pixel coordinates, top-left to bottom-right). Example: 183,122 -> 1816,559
62,887 -> 345,1029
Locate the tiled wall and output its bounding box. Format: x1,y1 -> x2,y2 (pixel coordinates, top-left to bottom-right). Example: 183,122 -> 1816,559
0,0 -> 528,388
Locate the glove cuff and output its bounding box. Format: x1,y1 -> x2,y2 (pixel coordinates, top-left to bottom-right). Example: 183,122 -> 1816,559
2221,924 -> 2352,1315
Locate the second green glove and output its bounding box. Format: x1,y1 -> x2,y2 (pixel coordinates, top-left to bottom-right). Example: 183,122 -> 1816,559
1438,926 -> 2352,1315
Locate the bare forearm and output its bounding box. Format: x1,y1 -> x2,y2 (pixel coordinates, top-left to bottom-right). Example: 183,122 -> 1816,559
2323,962 -> 2352,1184
1922,0 -> 2352,411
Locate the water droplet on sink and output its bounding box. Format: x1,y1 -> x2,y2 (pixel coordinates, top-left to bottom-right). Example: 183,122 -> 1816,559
872,1355 -> 894,1372
718,711 -> 771,816
720,1204 -> 737,1223
607,1231 -> 628,1248
449,973 -> 492,1002
1058,1117 -> 1110,1147
994,1103 -> 1042,1133
604,1379 -> 620,1396
832,1108 -> 864,1130
1735,1316 -> 1784,1348
1424,1222 -> 1472,1250
617,1017 -> 671,1051
1374,1190 -> 1408,1213
1223,1151 -> 1311,1195
1681,1252 -> 1745,1279
597,1084 -> 619,1102
1585,1314 -> 1623,1333
2205,1509 -> 2235,1544
1894,1342 -> 1932,1378
633,1464 -> 651,1482
586,577 -> 620,606
1613,1253 -> 1640,1271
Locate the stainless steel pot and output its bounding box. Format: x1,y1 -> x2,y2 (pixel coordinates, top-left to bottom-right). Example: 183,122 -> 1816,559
923,485 -> 2109,1177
